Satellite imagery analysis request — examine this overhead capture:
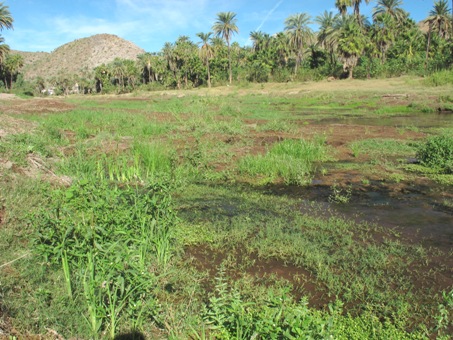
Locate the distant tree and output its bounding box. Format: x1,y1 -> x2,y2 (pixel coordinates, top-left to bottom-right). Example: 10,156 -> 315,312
370,13 -> 396,63
173,36 -> 199,88
284,13 -> 313,75
373,0 -> 407,24
335,0 -> 352,17
110,58 -> 127,92
162,42 -> 178,87
94,64 -> 110,93
424,0 -> 452,68
197,32 -> 214,88
316,11 -> 340,73
337,15 -> 367,78
335,0 -> 370,25
426,0 -> 452,39
34,76 -> 45,95
0,35 -> 9,65
212,11 -> 239,84
2,53 -> 24,90
273,32 -> 291,67
0,2 -> 12,67
250,31 -> 271,52
353,0 -> 372,22
137,52 -> 154,84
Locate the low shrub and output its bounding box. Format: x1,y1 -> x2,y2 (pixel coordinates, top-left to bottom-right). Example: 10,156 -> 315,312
423,69 -> 453,87
416,135 -> 453,174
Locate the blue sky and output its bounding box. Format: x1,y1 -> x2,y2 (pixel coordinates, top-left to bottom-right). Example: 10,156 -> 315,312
2,0 -> 437,53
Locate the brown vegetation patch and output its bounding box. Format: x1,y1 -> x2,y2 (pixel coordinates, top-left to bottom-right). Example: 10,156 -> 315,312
0,98 -> 74,115
0,115 -> 37,138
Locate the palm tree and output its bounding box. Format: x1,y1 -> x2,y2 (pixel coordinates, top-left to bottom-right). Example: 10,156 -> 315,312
197,32 -> 214,88
337,15 -> 367,78
110,58 -> 127,92
373,0 -> 407,24
424,0 -> 452,68
273,32 -> 291,67
316,11 -> 340,72
162,42 -> 179,88
3,53 -> 23,90
0,35 -> 9,64
137,53 -> 153,84
0,2 -> 13,31
353,0 -> 372,20
371,13 -> 396,63
0,2 -> 13,67
284,13 -> 313,75
426,0 -> 452,39
212,11 -> 239,84
336,0 -> 371,25
336,0 -> 353,17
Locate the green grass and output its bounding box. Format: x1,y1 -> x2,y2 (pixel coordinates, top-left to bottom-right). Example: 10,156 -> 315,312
239,136 -> 332,185
350,138 -> 416,158
1,90 -> 452,339
423,69 -> 453,87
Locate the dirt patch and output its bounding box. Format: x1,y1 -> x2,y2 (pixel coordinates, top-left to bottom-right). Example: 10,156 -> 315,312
0,98 -> 75,115
0,115 -> 37,138
185,245 -> 331,308
0,93 -> 17,100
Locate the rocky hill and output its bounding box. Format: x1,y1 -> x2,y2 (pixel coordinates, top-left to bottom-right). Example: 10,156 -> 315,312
17,34 -> 145,80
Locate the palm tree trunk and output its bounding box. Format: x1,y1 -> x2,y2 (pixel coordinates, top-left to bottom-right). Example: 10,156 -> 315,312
227,40 -> 232,84
207,60 -> 211,88
148,65 -> 151,83
425,22 -> 432,70
294,51 -> 301,75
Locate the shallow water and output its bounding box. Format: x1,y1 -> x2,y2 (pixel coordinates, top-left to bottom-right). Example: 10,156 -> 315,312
266,183 -> 453,251
314,112 -> 453,129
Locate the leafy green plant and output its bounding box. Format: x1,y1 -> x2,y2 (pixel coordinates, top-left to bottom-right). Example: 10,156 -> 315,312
434,289 -> 453,338
417,135 -> 453,174
32,178 -> 176,338
329,183 -> 352,204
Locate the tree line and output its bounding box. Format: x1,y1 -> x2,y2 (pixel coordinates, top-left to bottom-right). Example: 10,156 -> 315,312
1,0 -> 453,95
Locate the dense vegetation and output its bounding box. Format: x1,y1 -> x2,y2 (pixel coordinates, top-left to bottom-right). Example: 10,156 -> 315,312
1,0 -> 453,94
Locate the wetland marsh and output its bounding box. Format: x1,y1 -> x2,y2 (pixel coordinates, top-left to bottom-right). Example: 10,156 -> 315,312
0,78 -> 452,339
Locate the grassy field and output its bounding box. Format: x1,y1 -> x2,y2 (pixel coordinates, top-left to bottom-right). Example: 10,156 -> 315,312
0,77 -> 452,339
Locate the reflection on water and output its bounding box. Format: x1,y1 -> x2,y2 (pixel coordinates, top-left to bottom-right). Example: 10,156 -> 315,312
314,112 -> 453,128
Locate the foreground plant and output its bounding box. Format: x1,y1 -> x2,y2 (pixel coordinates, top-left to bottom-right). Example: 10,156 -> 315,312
32,178 -> 176,338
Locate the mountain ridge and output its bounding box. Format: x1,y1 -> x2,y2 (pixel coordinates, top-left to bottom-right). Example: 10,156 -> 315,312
15,34 -> 145,80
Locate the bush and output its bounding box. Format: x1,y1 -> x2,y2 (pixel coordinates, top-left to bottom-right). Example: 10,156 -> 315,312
424,69 -> 453,87
416,135 -> 453,174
